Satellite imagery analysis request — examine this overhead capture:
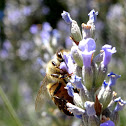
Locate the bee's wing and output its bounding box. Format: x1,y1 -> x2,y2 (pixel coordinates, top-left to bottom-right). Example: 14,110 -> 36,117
35,76 -> 48,112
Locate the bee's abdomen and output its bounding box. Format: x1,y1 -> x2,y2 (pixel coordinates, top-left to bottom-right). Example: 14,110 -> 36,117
53,96 -> 73,116
47,82 -> 74,116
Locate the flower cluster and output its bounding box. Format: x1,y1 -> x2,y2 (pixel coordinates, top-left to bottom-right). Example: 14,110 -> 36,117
60,10 -> 126,126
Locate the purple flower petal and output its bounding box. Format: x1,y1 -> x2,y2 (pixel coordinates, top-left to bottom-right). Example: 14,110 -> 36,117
59,62 -> 68,73
102,44 -> 116,66
88,9 -> 98,23
103,80 -> 108,88
70,75 -> 83,89
22,6 -> 32,16
52,29 -> 60,39
62,52 -> 75,74
64,83 -> 74,97
67,103 -> 85,115
42,22 -> 52,32
30,24 -> 38,34
0,49 -> 9,59
108,72 -> 121,87
82,50 -> 95,67
84,101 -> 96,116
61,11 -> 72,24
79,38 -> 96,52
114,97 -> 126,111
3,40 -> 12,50
75,114 -> 82,119
100,120 -> 115,126
42,6 -> 50,15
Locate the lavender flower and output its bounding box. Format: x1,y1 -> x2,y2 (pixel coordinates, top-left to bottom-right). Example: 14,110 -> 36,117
42,22 -> 52,32
108,72 -> 121,87
40,22 -> 52,45
30,24 -> 38,34
100,120 -> 115,126
82,50 -> 95,67
22,6 -> 32,16
52,29 -> 60,39
102,44 -> 116,67
114,97 -> 126,112
42,6 -> 50,15
61,11 -> 72,24
78,38 -> 96,52
64,83 -> 74,97
88,9 -> 98,23
0,49 -> 9,59
60,52 -> 75,74
84,101 -> 96,116
36,9 -> 125,126
59,62 -> 68,72
70,75 -> 83,89
79,38 -> 96,67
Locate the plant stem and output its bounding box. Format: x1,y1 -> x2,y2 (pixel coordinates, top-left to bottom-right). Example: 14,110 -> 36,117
0,86 -> 23,126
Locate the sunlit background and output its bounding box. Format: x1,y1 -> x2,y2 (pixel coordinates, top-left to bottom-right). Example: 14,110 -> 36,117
0,0 -> 126,126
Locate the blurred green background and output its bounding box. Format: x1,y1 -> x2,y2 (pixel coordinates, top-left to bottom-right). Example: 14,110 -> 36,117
0,0 -> 126,126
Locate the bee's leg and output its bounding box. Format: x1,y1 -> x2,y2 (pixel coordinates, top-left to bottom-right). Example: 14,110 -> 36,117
52,61 -> 58,67
51,74 -> 60,78
51,74 -> 67,79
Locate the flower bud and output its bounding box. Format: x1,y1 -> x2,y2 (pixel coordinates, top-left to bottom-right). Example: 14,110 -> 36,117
70,20 -> 82,45
75,66 -> 82,78
80,85 -> 92,103
82,66 -> 93,90
98,82 -> 112,110
95,63 -> 107,89
71,45 -> 83,67
73,93 -> 83,108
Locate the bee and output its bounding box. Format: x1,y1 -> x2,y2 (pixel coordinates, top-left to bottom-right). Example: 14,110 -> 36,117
35,49 -> 74,116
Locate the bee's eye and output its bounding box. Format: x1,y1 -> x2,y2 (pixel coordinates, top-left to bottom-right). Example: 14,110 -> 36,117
57,52 -> 62,59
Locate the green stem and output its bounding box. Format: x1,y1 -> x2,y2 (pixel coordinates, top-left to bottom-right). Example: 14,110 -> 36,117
0,86 -> 23,126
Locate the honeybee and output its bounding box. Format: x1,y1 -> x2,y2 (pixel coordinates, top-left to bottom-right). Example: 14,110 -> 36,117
35,49 -> 74,116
